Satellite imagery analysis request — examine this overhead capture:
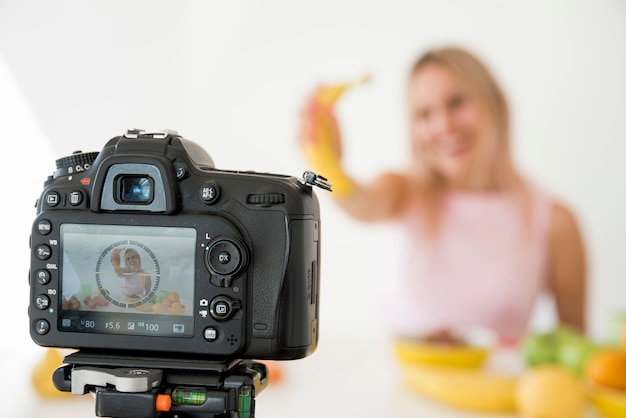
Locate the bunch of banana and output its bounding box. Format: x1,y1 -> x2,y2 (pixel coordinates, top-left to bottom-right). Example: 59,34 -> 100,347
401,364 -> 518,413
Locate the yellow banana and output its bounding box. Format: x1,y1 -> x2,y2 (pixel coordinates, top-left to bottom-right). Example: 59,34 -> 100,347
401,364 -> 518,413
314,74 -> 370,107
301,74 -> 370,196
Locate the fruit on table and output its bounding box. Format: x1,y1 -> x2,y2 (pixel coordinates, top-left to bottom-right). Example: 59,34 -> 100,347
515,365 -> 585,418
395,327 -> 495,368
521,326 -> 598,376
587,384 -> 626,418
521,331 -> 558,366
394,339 -> 488,368
402,364 -> 518,413
585,349 -> 626,390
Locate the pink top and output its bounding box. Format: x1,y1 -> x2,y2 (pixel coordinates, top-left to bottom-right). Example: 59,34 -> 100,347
381,188 -> 552,340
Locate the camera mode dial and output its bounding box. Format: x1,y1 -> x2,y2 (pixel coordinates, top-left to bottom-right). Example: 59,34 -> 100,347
55,151 -> 99,178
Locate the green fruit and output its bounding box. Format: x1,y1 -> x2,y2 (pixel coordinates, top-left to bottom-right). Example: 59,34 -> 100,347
522,326 -> 598,375
521,332 -> 559,366
557,340 -> 598,376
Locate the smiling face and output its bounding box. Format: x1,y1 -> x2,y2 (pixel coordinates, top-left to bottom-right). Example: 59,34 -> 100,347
124,249 -> 142,272
408,62 -> 497,189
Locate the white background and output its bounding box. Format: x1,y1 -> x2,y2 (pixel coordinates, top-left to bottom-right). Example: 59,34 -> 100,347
1,1 -> 625,416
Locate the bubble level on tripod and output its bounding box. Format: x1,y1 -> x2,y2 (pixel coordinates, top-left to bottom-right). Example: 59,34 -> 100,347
171,388 -> 206,405
238,386 -> 252,418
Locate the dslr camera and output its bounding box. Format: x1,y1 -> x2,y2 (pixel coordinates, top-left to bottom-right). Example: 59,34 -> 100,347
29,129 -> 324,362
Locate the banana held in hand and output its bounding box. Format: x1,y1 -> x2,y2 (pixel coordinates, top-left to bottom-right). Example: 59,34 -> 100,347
300,75 -> 370,196
314,74 -> 370,107
402,364 -> 518,413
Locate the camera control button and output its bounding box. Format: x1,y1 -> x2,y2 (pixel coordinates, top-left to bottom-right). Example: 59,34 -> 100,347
209,296 -> 241,321
45,191 -> 61,207
36,269 -> 51,285
200,183 -> 220,204
37,219 -> 52,235
205,238 -> 247,283
35,294 -> 51,310
173,162 -> 188,180
35,319 -> 50,335
203,327 -> 219,342
36,244 -> 52,260
68,190 -> 83,206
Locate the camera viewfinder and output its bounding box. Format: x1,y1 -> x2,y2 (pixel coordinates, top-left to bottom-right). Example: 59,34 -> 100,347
119,175 -> 154,204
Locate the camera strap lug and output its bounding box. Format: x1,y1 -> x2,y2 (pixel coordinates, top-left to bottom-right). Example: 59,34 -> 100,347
299,171 -> 333,191
124,129 -> 179,139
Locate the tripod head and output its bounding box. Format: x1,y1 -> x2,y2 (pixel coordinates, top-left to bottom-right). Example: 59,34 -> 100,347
53,350 -> 268,418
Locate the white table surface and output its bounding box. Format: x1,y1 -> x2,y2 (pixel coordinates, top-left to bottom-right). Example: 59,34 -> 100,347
1,336 -> 599,418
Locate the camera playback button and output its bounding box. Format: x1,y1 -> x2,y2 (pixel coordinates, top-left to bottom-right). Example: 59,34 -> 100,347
45,191 -> 61,207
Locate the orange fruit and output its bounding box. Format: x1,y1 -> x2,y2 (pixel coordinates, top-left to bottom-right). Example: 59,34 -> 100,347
168,291 -> 180,303
586,349 -> 626,390
515,365 -> 585,418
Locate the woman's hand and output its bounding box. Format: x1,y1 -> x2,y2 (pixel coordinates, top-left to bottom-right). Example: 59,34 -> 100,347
298,87 -> 344,174
297,77 -> 368,196
110,248 -> 122,270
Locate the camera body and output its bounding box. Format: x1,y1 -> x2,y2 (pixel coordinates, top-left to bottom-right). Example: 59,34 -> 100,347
30,130 -> 321,360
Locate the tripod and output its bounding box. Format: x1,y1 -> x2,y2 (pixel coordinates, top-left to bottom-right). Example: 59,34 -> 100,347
53,350 -> 269,418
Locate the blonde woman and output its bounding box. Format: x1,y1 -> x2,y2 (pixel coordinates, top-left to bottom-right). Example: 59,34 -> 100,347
298,47 -> 587,342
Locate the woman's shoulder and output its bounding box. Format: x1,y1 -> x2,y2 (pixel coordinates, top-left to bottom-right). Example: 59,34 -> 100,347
549,200 -> 581,237
360,171 -> 424,220
523,182 -> 578,226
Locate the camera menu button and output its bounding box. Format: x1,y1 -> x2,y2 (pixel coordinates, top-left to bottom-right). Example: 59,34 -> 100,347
37,219 -> 52,235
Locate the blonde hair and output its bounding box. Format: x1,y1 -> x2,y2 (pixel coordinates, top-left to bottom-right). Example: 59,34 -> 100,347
407,47 -> 530,234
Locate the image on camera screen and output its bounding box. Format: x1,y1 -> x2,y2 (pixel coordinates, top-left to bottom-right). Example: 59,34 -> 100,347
59,224 -> 196,337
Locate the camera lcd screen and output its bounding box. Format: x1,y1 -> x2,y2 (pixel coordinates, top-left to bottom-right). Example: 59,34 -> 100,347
59,224 -> 196,338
